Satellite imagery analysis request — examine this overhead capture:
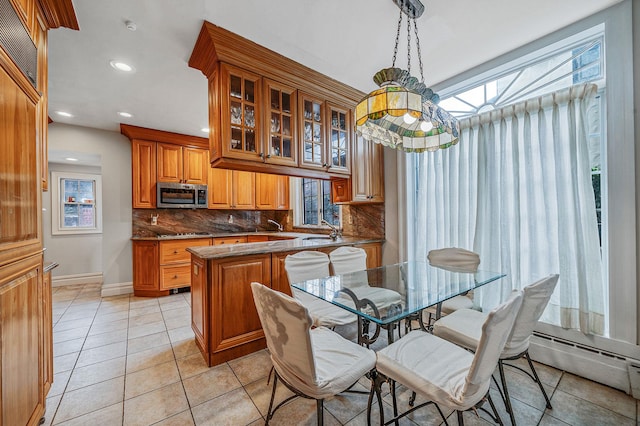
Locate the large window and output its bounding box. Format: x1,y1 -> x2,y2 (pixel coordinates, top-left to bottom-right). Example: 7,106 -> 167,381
296,178 -> 340,227
406,26 -> 608,336
51,171 -> 102,235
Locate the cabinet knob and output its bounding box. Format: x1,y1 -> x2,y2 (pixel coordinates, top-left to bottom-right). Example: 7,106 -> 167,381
259,152 -> 264,158
173,275 -> 178,279
266,154 -> 271,159
173,250 -> 179,254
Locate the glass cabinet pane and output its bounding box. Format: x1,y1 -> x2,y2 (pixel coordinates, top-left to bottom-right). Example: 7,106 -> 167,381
267,84 -> 295,161
301,96 -> 324,167
225,67 -> 260,156
328,108 -> 349,170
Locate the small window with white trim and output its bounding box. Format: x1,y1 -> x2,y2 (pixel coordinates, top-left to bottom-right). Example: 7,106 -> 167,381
292,178 -> 341,227
51,171 -> 102,235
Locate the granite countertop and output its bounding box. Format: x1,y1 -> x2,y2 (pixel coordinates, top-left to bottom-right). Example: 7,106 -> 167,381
186,234 -> 384,260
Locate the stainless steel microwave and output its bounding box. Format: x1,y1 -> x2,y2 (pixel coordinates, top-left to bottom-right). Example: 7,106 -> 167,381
157,182 -> 208,208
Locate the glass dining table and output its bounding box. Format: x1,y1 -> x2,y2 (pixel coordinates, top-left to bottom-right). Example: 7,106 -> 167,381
291,261 -> 506,346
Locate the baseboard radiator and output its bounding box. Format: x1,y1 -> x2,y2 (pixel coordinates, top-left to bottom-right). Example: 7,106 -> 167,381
529,331 -> 640,398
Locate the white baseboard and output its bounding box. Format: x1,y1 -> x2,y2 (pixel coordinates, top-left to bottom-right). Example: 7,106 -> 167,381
52,272 -> 103,288
529,333 -> 635,395
101,281 -> 133,297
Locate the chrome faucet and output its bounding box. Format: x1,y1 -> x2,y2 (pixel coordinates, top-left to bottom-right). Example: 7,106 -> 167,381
321,219 -> 342,240
267,219 -> 283,232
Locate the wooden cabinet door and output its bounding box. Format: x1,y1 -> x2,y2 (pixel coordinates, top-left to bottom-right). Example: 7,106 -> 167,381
367,141 -> 385,202
0,254 -> 43,426
232,171 -> 255,209
298,92 -> 327,171
263,79 -> 297,166
255,174 -> 289,210
351,134 -> 370,202
191,255 -> 208,354
208,168 -> 233,209
132,241 -> 159,296
271,251 -> 293,296
220,63 -> 262,162
157,143 -> 183,183
354,242 -> 382,269
211,254 -> 271,353
183,147 -> 209,184
42,268 -> 53,397
325,103 -> 351,175
131,140 -> 157,208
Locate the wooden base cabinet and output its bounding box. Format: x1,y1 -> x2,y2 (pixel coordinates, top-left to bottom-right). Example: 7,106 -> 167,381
0,254 -> 44,426
191,253 -> 271,366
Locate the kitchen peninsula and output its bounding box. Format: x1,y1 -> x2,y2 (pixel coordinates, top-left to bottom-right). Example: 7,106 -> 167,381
186,234 -> 383,366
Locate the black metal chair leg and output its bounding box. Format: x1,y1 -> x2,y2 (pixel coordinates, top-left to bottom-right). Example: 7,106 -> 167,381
457,410 -> 464,426
368,371 -> 385,426
390,379 -> 399,426
265,373 -> 278,425
487,394 -> 504,425
408,390 -> 416,406
498,361 -> 516,426
317,399 -> 323,426
525,352 -> 552,409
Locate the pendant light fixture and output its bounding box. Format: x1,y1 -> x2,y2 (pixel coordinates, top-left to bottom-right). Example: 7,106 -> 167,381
355,0 -> 459,152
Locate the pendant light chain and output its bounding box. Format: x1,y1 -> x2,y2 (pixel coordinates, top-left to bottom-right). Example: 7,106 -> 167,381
406,12 -> 412,75
413,17 -> 425,83
391,9 -> 403,68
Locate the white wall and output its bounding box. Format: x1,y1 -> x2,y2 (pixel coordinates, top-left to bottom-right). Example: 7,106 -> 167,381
44,123 -> 132,286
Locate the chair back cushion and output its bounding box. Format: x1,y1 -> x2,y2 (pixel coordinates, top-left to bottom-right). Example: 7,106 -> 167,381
427,247 -> 480,272
251,282 -> 317,384
466,291 -> 522,393
284,251 -> 330,284
329,246 -> 367,275
503,274 -> 559,356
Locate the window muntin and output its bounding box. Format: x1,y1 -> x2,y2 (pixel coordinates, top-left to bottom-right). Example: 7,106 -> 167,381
299,178 -> 340,227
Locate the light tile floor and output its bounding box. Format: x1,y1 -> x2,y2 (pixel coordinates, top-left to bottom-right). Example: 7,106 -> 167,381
44,283 -> 638,425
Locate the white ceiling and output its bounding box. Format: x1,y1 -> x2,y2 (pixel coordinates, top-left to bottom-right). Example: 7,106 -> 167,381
47,0 -> 621,138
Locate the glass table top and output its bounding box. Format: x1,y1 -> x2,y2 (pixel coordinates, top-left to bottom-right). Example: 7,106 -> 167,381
291,261 -> 505,326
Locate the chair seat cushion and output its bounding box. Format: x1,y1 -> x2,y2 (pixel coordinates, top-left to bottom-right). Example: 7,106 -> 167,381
336,286 -> 403,312
274,326 -> 376,399
293,289 -> 356,327
432,308 -> 485,351
376,330 -> 487,411
441,295 -> 475,315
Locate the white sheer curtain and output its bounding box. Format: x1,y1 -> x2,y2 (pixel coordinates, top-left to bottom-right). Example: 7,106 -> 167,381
407,83 -> 605,335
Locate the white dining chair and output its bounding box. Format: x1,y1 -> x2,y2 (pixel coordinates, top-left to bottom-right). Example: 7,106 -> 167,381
420,247 -> 481,327
369,291 -> 523,426
433,274 -> 559,425
284,250 -> 356,328
251,282 -> 376,425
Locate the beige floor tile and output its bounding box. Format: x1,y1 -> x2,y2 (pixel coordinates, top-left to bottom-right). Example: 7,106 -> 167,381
168,325 -> 195,343
128,311 -> 164,327
82,328 -> 128,350
96,303 -> 130,316
53,327 -> 90,344
158,294 -> 188,305
54,402 -> 123,426
154,410 -> 195,425
127,330 -> 171,355
182,363 -> 243,407
538,413 -> 573,425
160,300 -> 190,312
161,306 -> 192,321
88,318 -> 129,336
48,369 -> 72,398
53,376 -> 124,424
58,309 -> 96,323
508,356 -> 563,388
381,386 -> 452,425
164,313 -> 191,330
264,395 -> 341,426
480,387 -> 544,426
129,303 -> 161,317
172,338 -> 200,359
324,389 -> 374,424
92,309 -> 129,324
344,398 -> 416,426
124,359 -> 181,400
176,352 -> 210,379
126,343 -> 175,373
53,337 -> 85,357
191,387 -> 262,426
53,351 -> 80,374
227,349 -> 272,385
43,393 -> 63,426
557,372 -> 636,419
53,317 -> 94,332
129,297 -> 160,309
66,356 -> 126,391
127,320 -> 166,340
123,382 -> 189,426
546,388 -> 635,425
76,340 -> 127,368
497,364 -> 555,412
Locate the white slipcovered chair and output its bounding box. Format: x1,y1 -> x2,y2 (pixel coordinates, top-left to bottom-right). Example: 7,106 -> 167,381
369,291 -> 523,426
251,282 -> 376,425
419,247 -> 481,328
433,274 -> 559,425
284,250 -> 355,328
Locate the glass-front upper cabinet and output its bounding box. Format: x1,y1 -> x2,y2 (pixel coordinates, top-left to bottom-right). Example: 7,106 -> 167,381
299,92 -> 326,171
263,79 -> 297,166
326,103 -> 351,175
220,63 -> 262,161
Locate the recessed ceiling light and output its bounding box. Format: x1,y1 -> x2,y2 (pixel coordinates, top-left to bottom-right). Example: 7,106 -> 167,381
201,127 -> 210,133
118,111 -> 133,118
109,60 -> 135,72
65,157 -> 79,162
56,111 -> 73,117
